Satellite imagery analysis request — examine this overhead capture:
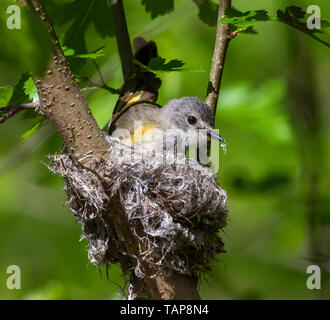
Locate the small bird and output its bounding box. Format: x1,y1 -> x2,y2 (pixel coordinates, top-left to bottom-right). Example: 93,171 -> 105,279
109,96 -> 224,154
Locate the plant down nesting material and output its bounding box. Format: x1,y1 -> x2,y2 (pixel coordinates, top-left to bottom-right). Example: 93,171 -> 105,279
48,135 -> 228,278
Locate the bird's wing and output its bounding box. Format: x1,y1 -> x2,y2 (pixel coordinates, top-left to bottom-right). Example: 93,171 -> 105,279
109,102 -> 162,137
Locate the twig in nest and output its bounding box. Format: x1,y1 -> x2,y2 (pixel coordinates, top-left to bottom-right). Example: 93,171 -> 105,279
156,193 -> 194,227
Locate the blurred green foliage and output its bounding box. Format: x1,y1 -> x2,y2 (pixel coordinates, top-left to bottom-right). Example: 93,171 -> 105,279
0,0 -> 329,299
0,1 -> 52,84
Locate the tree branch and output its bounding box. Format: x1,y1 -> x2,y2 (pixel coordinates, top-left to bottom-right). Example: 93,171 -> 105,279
0,102 -> 38,124
110,0 -> 134,83
22,0 -> 110,164
205,0 -> 232,115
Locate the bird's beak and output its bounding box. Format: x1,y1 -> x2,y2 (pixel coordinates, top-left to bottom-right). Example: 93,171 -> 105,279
207,128 -> 225,143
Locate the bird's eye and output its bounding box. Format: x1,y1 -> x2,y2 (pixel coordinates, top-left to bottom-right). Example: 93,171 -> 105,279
187,115 -> 197,125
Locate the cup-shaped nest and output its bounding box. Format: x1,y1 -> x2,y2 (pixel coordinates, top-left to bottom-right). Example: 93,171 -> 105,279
49,135 -> 228,278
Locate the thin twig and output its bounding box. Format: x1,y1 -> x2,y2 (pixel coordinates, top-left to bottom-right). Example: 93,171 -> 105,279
0,102 -> 39,124
93,62 -> 107,87
110,0 -> 134,83
91,62 -> 120,94
82,77 -> 120,95
205,0 -> 232,115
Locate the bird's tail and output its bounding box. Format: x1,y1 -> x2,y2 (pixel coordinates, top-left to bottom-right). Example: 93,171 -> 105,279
108,37 -> 161,134
133,37 -> 158,66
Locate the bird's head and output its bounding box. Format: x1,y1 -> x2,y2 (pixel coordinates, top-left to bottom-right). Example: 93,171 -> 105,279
161,96 -> 225,143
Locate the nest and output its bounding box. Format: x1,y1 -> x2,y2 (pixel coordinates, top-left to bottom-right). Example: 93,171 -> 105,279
48,135 -> 228,278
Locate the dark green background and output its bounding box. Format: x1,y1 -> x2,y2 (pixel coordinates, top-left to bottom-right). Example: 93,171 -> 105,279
0,0 -> 329,299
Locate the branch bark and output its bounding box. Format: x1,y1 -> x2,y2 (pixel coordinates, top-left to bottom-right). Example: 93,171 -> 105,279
205,0 -> 232,115
110,0 -> 134,83
22,0 -> 109,164
0,102 -> 38,124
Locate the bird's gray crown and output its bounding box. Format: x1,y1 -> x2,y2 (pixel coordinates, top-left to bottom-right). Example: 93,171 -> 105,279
161,96 -> 214,130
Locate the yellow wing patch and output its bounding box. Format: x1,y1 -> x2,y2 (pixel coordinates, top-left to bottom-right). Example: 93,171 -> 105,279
126,93 -> 143,105
124,123 -> 156,144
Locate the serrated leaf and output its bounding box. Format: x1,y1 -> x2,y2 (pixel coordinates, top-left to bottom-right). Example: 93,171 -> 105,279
63,46 -> 106,59
23,77 -> 38,102
192,0 -> 218,27
220,8 -> 272,33
20,118 -> 45,142
0,1 -> 52,84
277,6 -> 305,21
220,6 -> 330,48
134,57 -> 205,75
74,46 -> 106,59
276,6 -> 330,48
148,57 -> 184,72
7,74 -> 30,106
0,87 -> 13,108
3,74 -> 38,110
141,0 -> 174,19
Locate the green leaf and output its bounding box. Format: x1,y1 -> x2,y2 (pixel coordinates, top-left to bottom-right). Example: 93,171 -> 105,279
192,0 -> 218,27
148,57 -> 184,72
134,57 -> 205,75
220,6 -> 330,48
276,6 -> 329,48
62,46 -> 76,57
1,75 -> 38,119
220,8 -> 273,33
73,46 -> 106,59
1,73 -> 37,105
0,75 -> 39,121
7,74 -> 30,106
321,20 -> 330,34
20,118 -> 45,143
0,1 -> 52,84
0,87 -> 13,108
23,77 -> 38,102
277,6 -> 305,21
62,45 -> 106,76
141,0 -> 174,19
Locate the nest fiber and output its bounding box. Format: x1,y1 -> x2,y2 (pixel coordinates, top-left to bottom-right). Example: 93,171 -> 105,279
49,135 -> 228,277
